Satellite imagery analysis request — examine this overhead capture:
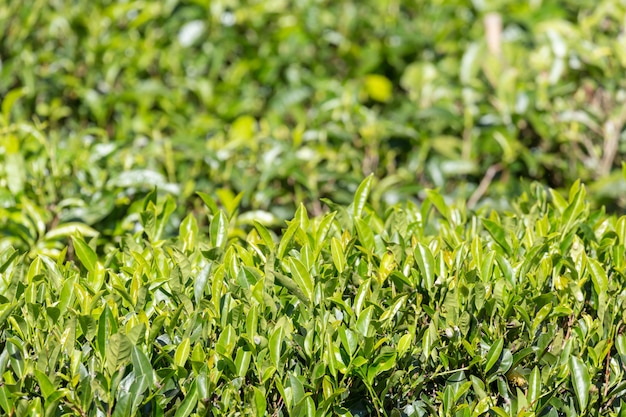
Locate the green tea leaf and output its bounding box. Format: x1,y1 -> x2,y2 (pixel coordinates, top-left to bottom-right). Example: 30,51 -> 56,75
397,333 -> 413,357
288,257 -> 314,303
378,251 -> 396,284
356,306 -> 374,337
155,195 -> 176,241
294,203 -> 310,232
33,370 -> 55,400
353,174 -> 374,220
473,396 -> 492,415
235,348 -> 252,378
105,333 -> 133,376
338,327 -> 358,357
87,261 -> 105,293
354,279 -> 371,316
330,237 -> 345,274
194,262 -> 212,304
273,270 -> 309,303
210,210 -> 228,249
562,181 -> 586,234
314,211 -> 336,254
197,191 -> 219,215
616,216 -> 626,245
569,356 -> 590,411
72,235 -> 97,275
174,338 -> 191,369
0,385 -> 13,415
528,366 -> 540,405
78,314 -> 97,341
216,325 -> 237,357
270,326 -> 284,368
355,218 -> 375,252
380,295 -> 407,325
278,221 -> 299,260
254,221 -> 275,250
45,223 -> 99,240
617,334 -> 626,358
484,339 -> 503,373
289,373 -> 306,408
585,254 -> 608,296
414,242 -> 435,290
131,346 -> 154,396
531,304 -> 552,334
425,189 -> 450,221
252,387 -> 266,417
97,306 -> 114,358
179,213 -> 198,252
366,351 -> 396,383
112,392 -> 132,417
174,381 -> 198,417
301,396 -> 316,417
481,219 -> 512,256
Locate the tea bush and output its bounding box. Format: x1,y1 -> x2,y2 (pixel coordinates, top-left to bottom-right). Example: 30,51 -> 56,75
2,0 -> 626,416
0,179 -> 626,416
2,0 -> 626,220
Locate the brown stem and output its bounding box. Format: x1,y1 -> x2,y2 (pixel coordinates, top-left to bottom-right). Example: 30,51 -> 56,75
467,163 -> 502,209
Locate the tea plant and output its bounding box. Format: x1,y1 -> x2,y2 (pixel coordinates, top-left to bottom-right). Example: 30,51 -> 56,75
2,0 -> 626,217
0,178 -> 624,416
2,0 -> 626,415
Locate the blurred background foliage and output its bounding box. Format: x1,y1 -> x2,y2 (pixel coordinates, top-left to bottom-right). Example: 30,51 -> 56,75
1,0 -> 626,254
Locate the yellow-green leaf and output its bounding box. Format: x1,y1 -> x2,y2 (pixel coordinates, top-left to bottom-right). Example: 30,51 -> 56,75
174,338 -> 191,368
364,74 -> 393,102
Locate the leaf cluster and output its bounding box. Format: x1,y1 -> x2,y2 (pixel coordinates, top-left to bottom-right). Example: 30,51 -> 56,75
0,180 -> 625,416
1,0 -> 626,218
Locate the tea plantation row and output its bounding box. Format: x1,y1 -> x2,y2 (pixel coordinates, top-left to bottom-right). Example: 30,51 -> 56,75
0,178 -> 625,416
2,0 -> 626,219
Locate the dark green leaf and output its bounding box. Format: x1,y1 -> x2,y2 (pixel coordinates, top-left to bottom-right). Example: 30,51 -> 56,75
174,381 -> 198,417
485,339 -> 503,373
569,356 -> 590,411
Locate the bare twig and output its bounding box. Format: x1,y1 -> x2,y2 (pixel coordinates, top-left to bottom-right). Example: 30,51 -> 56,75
468,163 -> 502,209
599,117 -> 623,177
563,314 -> 575,349
484,13 -> 502,57
604,341 -> 612,399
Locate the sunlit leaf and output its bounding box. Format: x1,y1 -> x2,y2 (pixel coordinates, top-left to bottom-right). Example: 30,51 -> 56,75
353,174 -> 374,220
289,257 -> 314,303
174,338 -> 191,369
331,237 -> 345,274
482,219 -> 512,256
72,235 -> 97,274
131,346 -> 154,397
569,356 -> 590,411
414,242 -> 435,290
356,306 -> 374,337
210,210 -> 228,249
105,333 -> 133,376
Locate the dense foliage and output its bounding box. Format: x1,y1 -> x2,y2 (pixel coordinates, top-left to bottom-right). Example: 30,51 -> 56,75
2,0 -> 626,225
1,0 -> 626,416
1,180 -> 626,416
